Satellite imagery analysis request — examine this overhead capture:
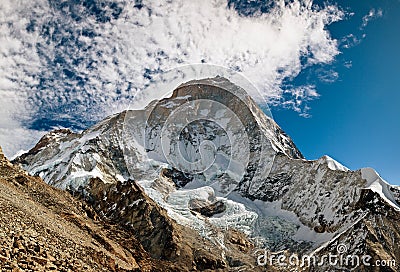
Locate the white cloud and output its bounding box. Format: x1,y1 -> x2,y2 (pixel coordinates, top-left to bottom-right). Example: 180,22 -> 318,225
317,69 -> 339,83
341,33 -> 362,49
281,85 -> 319,117
338,8 -> 382,52
361,8 -> 383,29
0,0 -> 345,156
343,61 -> 352,69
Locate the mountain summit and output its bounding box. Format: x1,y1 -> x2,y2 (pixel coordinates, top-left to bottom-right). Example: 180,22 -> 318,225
13,77 -> 400,271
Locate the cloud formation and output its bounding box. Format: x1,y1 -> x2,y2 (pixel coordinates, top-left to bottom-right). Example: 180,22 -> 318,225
0,0 -> 344,156
339,8 -> 383,50
361,8 -> 383,29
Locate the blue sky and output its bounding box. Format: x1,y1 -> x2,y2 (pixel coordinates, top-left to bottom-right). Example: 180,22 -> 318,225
272,0 -> 400,185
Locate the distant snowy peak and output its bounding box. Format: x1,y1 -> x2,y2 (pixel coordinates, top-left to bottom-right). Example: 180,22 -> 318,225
361,167 -> 400,211
312,155 -> 400,211
14,112 -> 131,190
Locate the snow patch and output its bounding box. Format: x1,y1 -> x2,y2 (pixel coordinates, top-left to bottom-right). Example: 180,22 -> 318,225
9,149 -> 28,160
321,155 -> 349,172
137,179 -> 257,237
361,168 -> 400,210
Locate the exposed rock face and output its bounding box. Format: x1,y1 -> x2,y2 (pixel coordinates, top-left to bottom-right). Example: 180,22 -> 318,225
12,77 -> 400,271
310,191 -> 400,271
83,178 -> 179,260
189,198 -> 226,217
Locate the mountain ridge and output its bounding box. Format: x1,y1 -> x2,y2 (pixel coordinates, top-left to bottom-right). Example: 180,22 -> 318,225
12,77 -> 400,271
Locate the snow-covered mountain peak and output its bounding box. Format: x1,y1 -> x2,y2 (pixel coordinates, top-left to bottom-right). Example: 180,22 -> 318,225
14,77 -> 400,259
361,167 -> 400,211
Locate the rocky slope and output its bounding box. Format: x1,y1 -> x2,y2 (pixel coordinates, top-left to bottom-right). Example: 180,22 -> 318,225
13,77 -> 400,271
0,146 -> 147,271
